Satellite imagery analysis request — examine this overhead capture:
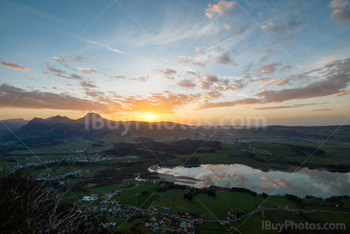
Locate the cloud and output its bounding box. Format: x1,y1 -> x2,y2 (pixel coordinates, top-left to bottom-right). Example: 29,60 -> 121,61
178,56 -> 206,67
210,53 -> 236,65
199,80 -> 211,90
260,63 -> 280,75
182,46 -> 238,68
185,70 -> 200,77
259,77 -> 291,88
52,57 -> 66,64
280,65 -> 292,72
334,91 -> 348,96
195,47 -> 204,53
110,75 -> 126,80
329,0 -> 348,8
326,60 -> 340,66
0,83 -> 200,114
205,0 -> 235,18
258,58 -> 350,102
43,62 -> 65,74
123,14 -> 214,47
178,56 -> 193,64
261,18 -> 304,37
259,79 -> 276,88
253,103 -> 319,110
256,75 -> 349,103
207,90 -> 222,99
328,0 -> 350,23
204,75 -> 219,83
153,68 -> 177,79
130,76 -> 149,82
0,61 -> 29,71
84,39 -> 124,54
197,74 -> 246,92
196,98 -> 261,110
261,22 -> 281,34
196,57 -> 350,110
43,62 -> 84,80
122,92 -> 201,113
52,56 -> 93,71
70,55 -> 87,62
83,89 -> 109,103
78,67 -> 98,74
0,83 -> 109,111
274,78 -> 291,86
80,81 -> 98,88
332,9 -> 350,23
110,75 -> 148,82
177,79 -> 196,89
224,24 -> 231,29
53,55 -> 94,64
311,108 -> 332,112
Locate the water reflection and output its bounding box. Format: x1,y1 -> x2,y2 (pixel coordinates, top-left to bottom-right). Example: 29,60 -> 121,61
154,164 -> 350,198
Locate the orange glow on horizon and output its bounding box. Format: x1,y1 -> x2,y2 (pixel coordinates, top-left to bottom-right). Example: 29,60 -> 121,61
142,112 -> 158,122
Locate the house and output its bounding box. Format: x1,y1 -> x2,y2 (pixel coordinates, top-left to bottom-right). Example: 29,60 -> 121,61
81,196 -> 95,202
180,222 -> 187,228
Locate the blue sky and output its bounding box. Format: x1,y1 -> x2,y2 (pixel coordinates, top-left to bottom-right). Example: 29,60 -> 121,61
0,0 -> 349,125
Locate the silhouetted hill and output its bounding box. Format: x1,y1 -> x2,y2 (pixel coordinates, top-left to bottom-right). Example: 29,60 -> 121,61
235,125 -> 350,141
0,118 -> 29,136
1,113 -> 192,146
2,113 -> 349,147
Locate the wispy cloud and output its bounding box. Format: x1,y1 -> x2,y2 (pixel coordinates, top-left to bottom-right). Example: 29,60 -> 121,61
43,62 -> 84,80
120,11 -> 214,47
78,67 -> 98,74
110,75 -> 127,80
253,103 -> 318,110
0,83 -> 108,111
152,68 -> 177,79
311,108 -> 332,112
80,81 -> 98,88
0,60 -> 29,71
130,76 -> 149,82
83,39 -> 124,54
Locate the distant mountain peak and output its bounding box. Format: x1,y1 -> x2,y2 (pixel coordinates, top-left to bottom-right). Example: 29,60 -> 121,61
82,112 -> 103,119
46,115 -> 73,124
30,117 -> 44,122
47,115 -> 69,120
75,113 -> 105,125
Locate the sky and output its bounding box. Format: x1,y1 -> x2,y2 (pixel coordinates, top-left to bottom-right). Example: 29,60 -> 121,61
0,0 -> 349,126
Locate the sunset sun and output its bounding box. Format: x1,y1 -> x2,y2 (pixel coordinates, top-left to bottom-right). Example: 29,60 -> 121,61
143,112 -> 157,122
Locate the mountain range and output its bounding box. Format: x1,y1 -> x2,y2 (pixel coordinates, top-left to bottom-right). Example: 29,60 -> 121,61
1,113 -> 350,148
0,113 -> 192,147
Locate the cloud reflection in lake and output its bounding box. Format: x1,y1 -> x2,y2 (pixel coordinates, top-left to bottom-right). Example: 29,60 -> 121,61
155,164 -> 350,198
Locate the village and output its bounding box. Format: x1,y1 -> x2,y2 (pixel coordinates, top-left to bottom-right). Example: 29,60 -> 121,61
78,185 -> 277,233
13,154 -> 139,171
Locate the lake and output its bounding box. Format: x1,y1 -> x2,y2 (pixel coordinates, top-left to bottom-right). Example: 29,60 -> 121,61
150,164 -> 350,198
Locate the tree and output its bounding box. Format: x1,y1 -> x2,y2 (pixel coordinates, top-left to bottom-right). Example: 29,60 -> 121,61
0,171 -> 103,233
